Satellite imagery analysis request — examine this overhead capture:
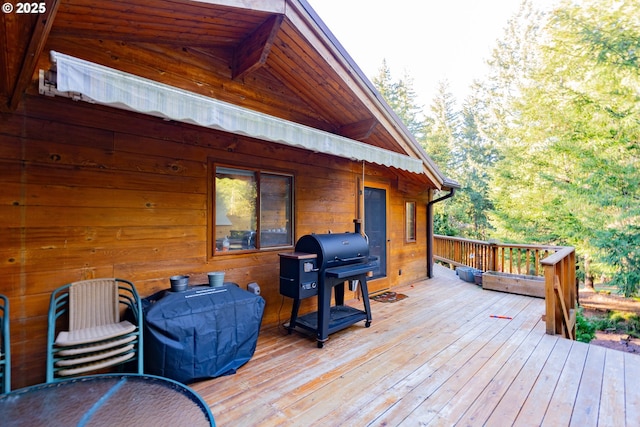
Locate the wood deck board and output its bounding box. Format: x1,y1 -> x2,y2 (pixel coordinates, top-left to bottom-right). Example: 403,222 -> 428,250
307,287 -> 519,424
348,306 -> 507,426
457,323 -> 553,426
273,277 -> 488,422
624,352 -> 640,426
503,335 -> 573,426
599,349 -> 626,427
400,300 -> 543,425
263,288 -> 467,411
570,345 -> 606,427
191,265 -> 640,426
540,341 -> 590,427
364,295 -> 532,425
280,288 -> 480,420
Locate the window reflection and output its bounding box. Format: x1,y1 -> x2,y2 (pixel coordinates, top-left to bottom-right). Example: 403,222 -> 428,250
215,166 -> 292,252
406,201 -> 416,242
260,174 -> 292,247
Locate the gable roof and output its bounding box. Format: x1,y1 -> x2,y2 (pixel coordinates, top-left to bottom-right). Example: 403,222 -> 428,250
1,0 -> 456,190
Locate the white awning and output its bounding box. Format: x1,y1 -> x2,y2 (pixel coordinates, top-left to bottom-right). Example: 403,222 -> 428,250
40,51 -> 424,175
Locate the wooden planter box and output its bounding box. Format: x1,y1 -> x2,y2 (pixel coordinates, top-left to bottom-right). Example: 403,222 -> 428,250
482,271 -> 545,298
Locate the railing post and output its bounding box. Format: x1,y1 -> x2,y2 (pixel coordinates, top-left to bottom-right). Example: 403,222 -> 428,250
566,251 -> 576,338
542,247 -> 576,339
490,243 -> 497,272
544,264 -> 558,335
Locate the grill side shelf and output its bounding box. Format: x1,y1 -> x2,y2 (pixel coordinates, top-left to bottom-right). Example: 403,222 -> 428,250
324,262 -> 375,279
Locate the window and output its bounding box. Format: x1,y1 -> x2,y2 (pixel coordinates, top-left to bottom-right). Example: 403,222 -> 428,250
214,166 -> 293,252
405,201 -> 416,242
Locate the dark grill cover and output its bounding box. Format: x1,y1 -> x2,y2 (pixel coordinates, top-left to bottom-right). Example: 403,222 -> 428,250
295,232 -> 369,270
142,285 -> 265,384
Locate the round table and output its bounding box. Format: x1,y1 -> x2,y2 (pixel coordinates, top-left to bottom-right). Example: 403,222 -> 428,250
0,374 -> 215,426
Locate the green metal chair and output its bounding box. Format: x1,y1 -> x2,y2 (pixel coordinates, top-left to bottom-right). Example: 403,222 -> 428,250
46,278 -> 144,383
0,294 -> 9,393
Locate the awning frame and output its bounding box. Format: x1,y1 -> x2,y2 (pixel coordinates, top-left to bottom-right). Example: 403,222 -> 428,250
39,51 -> 424,175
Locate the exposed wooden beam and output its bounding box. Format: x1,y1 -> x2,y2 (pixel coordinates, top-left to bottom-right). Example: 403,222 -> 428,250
339,118 -> 378,141
232,14 -> 283,80
7,0 -> 60,111
47,28 -> 240,48
0,11 -> 21,109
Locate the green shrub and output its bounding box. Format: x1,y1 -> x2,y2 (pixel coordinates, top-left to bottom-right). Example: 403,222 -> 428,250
580,310 -> 640,339
576,309 -> 597,343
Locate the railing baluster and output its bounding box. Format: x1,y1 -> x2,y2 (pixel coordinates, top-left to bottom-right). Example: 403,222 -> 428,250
513,248 -> 516,273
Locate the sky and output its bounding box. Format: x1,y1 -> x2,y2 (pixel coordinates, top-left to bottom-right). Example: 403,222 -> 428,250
307,0 -> 533,109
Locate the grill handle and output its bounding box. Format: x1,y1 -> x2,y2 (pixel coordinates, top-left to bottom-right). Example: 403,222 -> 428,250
335,255 -> 366,263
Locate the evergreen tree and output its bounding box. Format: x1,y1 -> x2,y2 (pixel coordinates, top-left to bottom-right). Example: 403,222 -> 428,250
372,60 -> 425,138
423,82 -> 460,235
486,0 -> 640,295
422,80 -> 458,173
452,97 -> 498,239
542,0 -> 640,295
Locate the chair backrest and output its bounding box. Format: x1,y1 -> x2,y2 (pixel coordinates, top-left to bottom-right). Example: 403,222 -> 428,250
1,294 -> 10,394
68,279 -> 120,331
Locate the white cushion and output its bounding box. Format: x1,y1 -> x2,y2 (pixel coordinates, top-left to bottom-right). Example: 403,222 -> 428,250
56,334 -> 136,356
55,344 -> 134,367
55,321 -> 136,346
56,352 -> 135,377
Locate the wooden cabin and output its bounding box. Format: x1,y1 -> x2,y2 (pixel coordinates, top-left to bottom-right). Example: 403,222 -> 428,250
0,0 -> 456,389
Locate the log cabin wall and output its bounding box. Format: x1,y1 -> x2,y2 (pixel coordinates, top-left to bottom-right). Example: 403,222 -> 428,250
1,93 -> 431,388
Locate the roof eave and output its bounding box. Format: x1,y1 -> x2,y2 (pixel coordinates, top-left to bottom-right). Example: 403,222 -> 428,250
292,0 -> 449,188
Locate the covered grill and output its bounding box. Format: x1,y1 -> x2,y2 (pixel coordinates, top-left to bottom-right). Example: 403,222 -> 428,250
279,226 -> 375,348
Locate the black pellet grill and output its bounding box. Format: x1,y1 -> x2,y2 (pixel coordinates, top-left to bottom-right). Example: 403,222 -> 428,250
279,231 -> 375,348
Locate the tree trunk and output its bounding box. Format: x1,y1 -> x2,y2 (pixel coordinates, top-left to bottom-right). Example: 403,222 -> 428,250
584,255 -> 595,290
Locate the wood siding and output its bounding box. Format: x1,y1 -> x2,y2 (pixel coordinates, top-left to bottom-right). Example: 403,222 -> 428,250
0,93 -> 431,388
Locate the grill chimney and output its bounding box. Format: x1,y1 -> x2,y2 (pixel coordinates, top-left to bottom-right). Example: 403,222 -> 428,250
354,219 -> 362,235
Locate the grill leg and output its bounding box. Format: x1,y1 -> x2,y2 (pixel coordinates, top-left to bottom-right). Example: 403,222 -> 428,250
357,274 -> 372,326
334,282 -> 345,306
288,298 -> 301,334
317,278 -> 331,347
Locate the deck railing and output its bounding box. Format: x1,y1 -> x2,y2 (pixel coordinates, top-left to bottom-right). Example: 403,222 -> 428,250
433,235 -> 565,276
433,235 -> 576,339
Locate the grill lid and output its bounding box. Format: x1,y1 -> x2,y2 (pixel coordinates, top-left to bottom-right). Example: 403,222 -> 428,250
295,233 -> 369,270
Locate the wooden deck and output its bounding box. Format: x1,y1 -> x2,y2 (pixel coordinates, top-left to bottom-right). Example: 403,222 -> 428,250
192,265 -> 640,426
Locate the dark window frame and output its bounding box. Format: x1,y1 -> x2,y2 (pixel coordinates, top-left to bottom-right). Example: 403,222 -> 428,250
210,162 -> 294,256
405,200 -> 417,243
